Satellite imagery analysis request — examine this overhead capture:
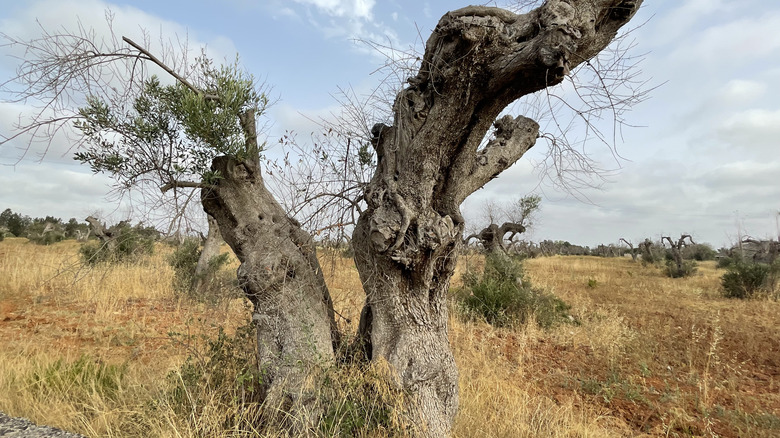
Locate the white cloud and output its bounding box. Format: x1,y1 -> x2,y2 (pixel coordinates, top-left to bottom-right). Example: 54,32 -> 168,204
265,0 -> 405,64
0,162 -> 117,220
646,0 -> 734,47
719,79 -> 767,104
666,11 -> 780,70
716,109 -> 780,158
293,0 -> 375,20
274,7 -> 299,20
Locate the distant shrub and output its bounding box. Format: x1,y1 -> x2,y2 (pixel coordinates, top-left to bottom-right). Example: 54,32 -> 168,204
168,238 -> 234,302
717,254 -> 738,269
79,222 -> 155,265
168,238 -> 201,277
721,261 -> 778,299
455,254 -> 572,329
640,241 -> 665,266
664,259 -> 697,278
27,230 -> 66,245
682,243 -> 717,261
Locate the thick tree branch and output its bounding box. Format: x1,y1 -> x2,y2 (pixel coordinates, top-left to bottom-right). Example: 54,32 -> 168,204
453,115 -> 539,204
465,221 -> 527,254
160,180 -> 213,193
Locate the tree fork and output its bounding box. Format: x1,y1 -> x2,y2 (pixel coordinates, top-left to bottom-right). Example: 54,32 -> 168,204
354,1 -> 642,436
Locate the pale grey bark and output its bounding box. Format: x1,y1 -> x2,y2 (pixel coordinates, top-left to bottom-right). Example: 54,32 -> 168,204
200,111 -> 339,429
84,216 -> 128,254
352,1 -> 643,436
619,238 -> 638,262
466,222 -> 527,254
663,234 -> 694,274
193,213 -> 222,291
84,216 -> 112,242
66,1 -> 642,435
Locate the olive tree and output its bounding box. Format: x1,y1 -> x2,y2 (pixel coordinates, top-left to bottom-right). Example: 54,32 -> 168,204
351,2 -> 643,434
2,1 -> 645,436
662,234 -> 696,277
465,195 -> 541,254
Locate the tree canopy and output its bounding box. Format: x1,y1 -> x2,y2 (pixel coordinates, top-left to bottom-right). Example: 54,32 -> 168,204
73,56 -> 268,193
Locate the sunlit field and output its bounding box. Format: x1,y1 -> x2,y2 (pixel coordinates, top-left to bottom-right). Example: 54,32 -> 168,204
1,237 -> 778,437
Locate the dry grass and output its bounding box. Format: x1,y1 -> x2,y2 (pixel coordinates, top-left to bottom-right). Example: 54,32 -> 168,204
1,239 -> 779,437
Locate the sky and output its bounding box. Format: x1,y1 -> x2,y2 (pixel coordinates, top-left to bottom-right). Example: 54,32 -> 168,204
0,0 -> 778,248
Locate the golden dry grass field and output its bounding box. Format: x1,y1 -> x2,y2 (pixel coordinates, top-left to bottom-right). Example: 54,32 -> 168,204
0,237 -> 778,437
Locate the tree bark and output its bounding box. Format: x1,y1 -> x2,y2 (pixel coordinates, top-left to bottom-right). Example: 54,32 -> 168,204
663,234 -> 694,274
620,238 -> 637,262
85,216 -> 112,242
466,222 -> 526,254
193,213 -> 223,291
200,112 -> 338,428
352,1 -> 642,436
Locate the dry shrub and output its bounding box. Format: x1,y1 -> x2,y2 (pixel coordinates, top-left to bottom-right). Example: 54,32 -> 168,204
721,261 -> 779,299
454,254 -> 572,329
168,238 -> 238,303
4,241 -> 780,437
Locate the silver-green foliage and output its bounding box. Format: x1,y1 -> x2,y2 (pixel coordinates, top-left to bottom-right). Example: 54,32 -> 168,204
168,238 -> 234,303
73,56 -> 268,188
455,254 -> 573,329
721,260 -> 779,299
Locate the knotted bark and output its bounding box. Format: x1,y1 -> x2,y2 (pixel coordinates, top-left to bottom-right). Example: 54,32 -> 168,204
352,1 -> 642,436
200,113 -> 338,429
465,222 -> 527,254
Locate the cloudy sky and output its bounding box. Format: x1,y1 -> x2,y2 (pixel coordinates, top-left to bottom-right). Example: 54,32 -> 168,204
1,0 -> 778,248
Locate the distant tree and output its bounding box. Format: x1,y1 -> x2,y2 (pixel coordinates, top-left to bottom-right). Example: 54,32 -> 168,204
26,217 -> 66,245
64,218 -> 91,240
465,195 -> 541,254
0,209 -> 31,237
81,216 -> 157,264
740,238 -> 779,265
681,242 -> 716,261
619,238 -> 638,262
639,238 -> 665,265
662,234 -> 697,278
0,209 -> 11,236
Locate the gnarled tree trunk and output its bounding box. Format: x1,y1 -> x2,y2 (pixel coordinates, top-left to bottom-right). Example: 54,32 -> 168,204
663,234 -> 694,274
466,222 -> 527,254
352,1 -> 642,436
200,112 -> 339,428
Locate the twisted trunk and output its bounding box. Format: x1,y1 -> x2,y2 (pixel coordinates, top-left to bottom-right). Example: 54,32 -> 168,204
352,1 -> 642,435
200,114 -> 338,428
466,222 -> 527,254
620,238 -> 638,262
663,234 -> 694,274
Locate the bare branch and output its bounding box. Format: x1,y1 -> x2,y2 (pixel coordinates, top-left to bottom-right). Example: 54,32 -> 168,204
121,36 -> 210,98
160,180 -> 213,193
